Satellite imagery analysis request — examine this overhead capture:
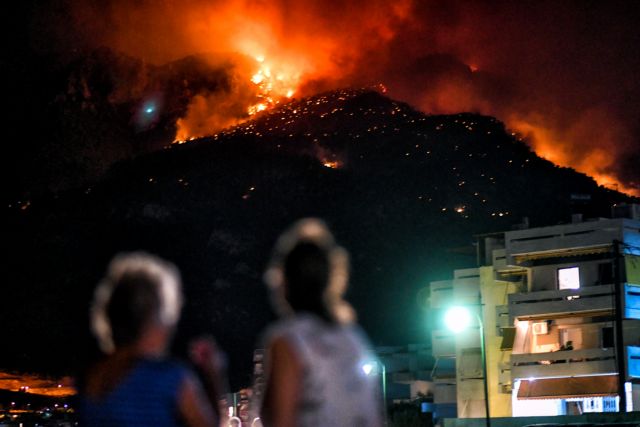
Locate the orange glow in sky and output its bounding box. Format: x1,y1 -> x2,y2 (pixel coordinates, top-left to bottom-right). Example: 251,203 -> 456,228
75,0 -> 637,196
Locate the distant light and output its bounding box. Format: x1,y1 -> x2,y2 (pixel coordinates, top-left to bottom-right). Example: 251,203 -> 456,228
145,106 -> 154,114
323,161 -> 340,169
444,306 -> 471,333
362,362 -> 374,375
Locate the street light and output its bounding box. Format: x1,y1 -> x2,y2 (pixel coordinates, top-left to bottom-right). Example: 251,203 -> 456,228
362,360 -> 387,423
444,305 -> 490,427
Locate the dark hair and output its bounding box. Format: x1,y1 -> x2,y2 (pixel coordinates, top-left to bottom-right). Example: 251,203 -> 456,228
265,218 -> 355,324
106,272 -> 161,348
91,252 -> 183,353
283,241 -> 332,320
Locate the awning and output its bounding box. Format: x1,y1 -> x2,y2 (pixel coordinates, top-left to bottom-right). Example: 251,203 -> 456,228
517,375 -> 618,400
513,245 -> 612,264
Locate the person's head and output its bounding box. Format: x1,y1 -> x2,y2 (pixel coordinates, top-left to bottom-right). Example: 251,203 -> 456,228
265,218 -> 354,324
229,416 -> 242,426
91,252 -> 183,354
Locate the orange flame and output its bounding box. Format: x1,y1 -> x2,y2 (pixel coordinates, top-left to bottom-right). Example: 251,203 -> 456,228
509,117 -> 639,196
247,55 -> 298,116
173,53 -> 301,143
323,161 -> 342,169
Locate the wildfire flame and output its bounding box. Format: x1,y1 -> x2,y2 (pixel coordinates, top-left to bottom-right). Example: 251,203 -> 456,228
247,55 -> 298,116
174,54 -> 300,144
509,118 -> 639,196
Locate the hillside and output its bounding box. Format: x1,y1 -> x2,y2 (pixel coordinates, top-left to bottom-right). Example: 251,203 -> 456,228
4,88 -> 635,388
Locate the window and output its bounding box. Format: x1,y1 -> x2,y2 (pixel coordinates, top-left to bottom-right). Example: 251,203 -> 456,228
602,326 -> 614,348
597,262 -> 613,285
558,267 -> 580,290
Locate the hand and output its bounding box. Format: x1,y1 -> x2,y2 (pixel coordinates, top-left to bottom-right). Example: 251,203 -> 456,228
189,336 -> 227,376
189,336 -> 229,422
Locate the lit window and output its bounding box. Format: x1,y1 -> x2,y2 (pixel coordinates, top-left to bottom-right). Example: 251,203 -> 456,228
558,267 -> 580,290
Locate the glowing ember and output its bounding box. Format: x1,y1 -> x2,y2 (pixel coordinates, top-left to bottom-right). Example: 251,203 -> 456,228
323,161 -> 341,169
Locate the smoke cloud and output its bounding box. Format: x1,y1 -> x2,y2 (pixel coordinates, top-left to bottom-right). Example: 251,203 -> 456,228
34,0 -> 640,195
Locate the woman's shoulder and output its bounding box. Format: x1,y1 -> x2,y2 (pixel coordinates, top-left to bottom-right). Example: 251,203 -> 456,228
264,315 -> 373,357
135,357 -> 192,382
263,314 -> 326,342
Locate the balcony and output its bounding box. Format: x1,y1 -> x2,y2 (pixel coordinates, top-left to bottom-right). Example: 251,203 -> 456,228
432,330 -> 456,357
509,285 -> 615,321
430,280 -> 453,309
504,219 -> 630,265
511,347 -> 617,380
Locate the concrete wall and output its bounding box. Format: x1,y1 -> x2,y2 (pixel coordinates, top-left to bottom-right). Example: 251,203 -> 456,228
480,266 -> 515,418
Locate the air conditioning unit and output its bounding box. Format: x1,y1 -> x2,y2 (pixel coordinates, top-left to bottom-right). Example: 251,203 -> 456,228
532,322 -> 548,335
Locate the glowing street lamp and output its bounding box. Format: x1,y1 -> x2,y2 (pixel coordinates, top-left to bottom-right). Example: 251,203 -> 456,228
444,306 -> 472,333
362,360 -> 387,423
444,305 -> 490,427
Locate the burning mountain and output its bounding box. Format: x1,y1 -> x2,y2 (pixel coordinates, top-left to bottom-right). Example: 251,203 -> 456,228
10,1 -> 640,197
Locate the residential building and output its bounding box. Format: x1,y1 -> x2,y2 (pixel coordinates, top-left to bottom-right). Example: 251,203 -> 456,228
504,216 -> 640,415
431,206 -> 640,421
375,343 -> 434,405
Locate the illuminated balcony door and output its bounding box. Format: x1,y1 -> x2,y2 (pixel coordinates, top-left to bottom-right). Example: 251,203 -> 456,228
558,266 -> 580,290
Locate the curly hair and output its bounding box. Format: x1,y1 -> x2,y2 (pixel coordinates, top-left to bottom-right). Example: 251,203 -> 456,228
264,218 -> 354,324
91,252 -> 183,353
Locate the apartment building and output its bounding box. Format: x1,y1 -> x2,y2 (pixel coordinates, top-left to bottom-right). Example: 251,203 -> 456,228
504,216 -> 640,415
431,206 -> 640,420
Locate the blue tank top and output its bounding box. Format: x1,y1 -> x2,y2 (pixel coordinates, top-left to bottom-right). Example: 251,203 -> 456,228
79,358 -> 189,427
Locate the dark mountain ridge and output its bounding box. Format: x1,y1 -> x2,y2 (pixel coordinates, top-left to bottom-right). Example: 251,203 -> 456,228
5,88 -> 636,389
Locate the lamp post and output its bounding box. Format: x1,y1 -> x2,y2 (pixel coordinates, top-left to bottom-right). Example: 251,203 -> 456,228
444,305 -> 490,427
362,360 -> 387,424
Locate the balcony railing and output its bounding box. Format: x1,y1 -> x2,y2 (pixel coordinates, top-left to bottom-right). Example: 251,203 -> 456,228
625,284 -> 640,319
432,330 -> 456,357
508,285 -> 615,321
628,346 -> 640,378
511,347 -> 617,380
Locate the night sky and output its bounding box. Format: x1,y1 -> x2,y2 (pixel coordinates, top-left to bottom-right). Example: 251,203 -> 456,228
7,0 -> 640,197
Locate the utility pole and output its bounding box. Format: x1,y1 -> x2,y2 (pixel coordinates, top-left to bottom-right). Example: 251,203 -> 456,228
612,239 -> 627,412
